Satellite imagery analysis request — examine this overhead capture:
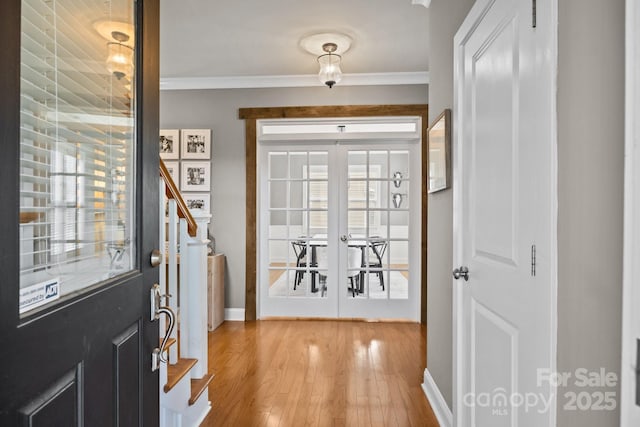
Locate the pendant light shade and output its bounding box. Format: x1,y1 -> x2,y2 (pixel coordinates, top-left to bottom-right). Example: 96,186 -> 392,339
106,31 -> 134,80
317,43 -> 342,88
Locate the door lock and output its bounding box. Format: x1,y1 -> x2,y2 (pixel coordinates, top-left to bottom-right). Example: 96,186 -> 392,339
340,235 -> 348,242
150,249 -> 163,267
453,266 -> 470,281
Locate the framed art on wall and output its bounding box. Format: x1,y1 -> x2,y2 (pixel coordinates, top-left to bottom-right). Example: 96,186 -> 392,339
163,161 -> 179,187
428,109 -> 452,193
183,193 -> 210,214
181,129 -> 211,159
160,129 -> 180,159
181,161 -> 211,192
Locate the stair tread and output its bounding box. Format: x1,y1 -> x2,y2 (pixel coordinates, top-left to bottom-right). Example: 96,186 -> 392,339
188,373 -> 215,406
162,337 -> 177,350
164,358 -> 198,393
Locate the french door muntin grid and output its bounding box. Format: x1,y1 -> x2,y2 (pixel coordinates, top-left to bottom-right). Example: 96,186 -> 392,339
344,149 -> 410,301
267,150 -> 330,298
265,148 -> 411,302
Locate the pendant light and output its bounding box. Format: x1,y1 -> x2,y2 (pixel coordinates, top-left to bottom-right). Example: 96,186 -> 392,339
106,31 -> 134,80
317,43 -> 342,88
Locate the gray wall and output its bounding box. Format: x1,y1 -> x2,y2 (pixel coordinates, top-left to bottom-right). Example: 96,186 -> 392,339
160,85 -> 428,309
426,0 -> 475,409
556,0 -> 625,425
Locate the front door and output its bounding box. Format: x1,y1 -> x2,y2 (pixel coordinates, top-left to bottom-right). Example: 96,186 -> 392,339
0,0 -> 160,425
453,0 -> 557,425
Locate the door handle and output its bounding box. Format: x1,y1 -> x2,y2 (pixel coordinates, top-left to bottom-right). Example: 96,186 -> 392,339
340,235 -> 348,242
150,249 -> 163,267
453,266 -> 470,281
150,284 -> 175,371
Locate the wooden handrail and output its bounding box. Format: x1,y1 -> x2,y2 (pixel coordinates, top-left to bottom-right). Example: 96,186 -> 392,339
160,159 -> 197,237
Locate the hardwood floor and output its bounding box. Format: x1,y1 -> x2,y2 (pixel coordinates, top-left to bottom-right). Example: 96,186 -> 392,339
200,320 -> 438,427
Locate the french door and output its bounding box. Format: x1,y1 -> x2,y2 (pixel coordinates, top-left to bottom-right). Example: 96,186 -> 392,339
259,129 -> 421,321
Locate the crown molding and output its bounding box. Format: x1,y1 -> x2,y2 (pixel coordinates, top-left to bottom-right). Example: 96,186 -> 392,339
160,72 -> 429,90
412,0 -> 431,8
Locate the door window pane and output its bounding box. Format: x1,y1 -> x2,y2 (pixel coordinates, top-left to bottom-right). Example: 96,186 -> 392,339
19,0 -> 136,314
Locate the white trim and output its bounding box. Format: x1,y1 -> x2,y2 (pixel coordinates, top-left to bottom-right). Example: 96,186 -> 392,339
224,308 -> 245,321
548,1 -> 559,426
412,0 -> 431,8
621,0 -> 640,424
422,369 -> 452,427
160,72 -> 429,90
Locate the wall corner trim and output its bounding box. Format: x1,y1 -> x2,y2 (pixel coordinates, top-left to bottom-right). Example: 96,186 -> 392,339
422,369 -> 452,427
224,308 -> 246,321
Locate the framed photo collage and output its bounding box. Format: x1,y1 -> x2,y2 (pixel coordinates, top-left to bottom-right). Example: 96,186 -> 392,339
160,129 -> 212,215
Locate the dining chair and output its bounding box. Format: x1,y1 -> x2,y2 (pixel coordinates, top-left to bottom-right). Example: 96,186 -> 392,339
315,246 -> 360,297
316,246 -> 328,297
347,246 -> 362,297
368,237 -> 388,290
291,240 -> 308,290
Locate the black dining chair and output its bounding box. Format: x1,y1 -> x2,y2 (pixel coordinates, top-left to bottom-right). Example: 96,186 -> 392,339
291,240 -> 308,290
368,237 -> 388,290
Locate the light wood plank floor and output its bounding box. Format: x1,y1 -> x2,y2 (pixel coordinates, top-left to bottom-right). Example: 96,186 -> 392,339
200,320 -> 439,427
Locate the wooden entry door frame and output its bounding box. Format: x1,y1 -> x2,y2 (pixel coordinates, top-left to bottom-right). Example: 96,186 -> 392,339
239,105 -> 428,322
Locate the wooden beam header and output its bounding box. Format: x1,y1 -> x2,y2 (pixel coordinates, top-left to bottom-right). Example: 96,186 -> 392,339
239,104 -> 428,120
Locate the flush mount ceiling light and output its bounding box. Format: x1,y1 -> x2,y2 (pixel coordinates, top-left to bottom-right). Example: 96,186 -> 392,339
300,32 -> 352,89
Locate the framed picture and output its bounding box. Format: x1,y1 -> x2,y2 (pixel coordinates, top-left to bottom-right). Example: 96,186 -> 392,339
428,109 -> 452,193
181,129 -> 211,159
159,129 -> 180,159
163,161 -> 179,187
181,161 -> 211,192
183,193 -> 210,214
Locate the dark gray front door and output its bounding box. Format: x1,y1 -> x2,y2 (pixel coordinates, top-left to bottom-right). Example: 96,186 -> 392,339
0,0 -> 160,425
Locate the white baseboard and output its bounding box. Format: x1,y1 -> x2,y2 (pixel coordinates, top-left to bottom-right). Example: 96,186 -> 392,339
224,308 -> 245,321
422,369 -> 452,427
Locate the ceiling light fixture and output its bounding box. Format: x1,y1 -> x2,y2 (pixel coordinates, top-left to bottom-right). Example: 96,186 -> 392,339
317,43 -> 342,88
107,31 -> 134,80
300,32 -> 352,89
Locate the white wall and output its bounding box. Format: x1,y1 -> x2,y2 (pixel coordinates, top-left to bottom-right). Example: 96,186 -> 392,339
160,85 -> 428,309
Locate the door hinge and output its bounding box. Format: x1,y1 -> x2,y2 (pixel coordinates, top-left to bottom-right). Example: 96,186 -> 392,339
532,0 -> 537,28
531,245 -> 537,277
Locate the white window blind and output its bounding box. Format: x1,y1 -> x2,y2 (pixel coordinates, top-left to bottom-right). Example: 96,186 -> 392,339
19,0 -> 136,305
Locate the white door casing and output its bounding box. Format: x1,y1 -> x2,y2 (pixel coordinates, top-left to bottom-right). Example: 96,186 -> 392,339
620,0 -> 640,423
453,0 -> 557,426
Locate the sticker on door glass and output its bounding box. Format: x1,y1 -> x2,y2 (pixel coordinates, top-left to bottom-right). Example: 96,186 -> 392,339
19,278 -> 60,314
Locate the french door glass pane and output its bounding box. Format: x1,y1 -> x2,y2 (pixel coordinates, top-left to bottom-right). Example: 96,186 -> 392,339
390,151 -> 410,179
19,0 -> 136,314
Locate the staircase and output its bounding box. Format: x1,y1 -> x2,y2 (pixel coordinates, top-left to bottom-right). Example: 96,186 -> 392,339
158,159 -> 212,426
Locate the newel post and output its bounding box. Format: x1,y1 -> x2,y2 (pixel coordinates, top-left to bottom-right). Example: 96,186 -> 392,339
184,210 -> 211,378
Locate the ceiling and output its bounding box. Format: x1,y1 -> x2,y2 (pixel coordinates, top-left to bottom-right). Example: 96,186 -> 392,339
159,0 -> 430,88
